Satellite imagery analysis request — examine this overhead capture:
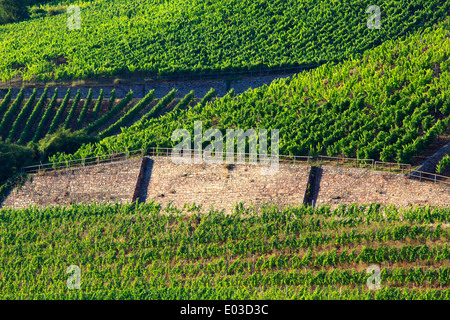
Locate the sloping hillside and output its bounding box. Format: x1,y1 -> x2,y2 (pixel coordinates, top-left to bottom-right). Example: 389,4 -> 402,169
52,20 -> 450,166
0,0 -> 448,81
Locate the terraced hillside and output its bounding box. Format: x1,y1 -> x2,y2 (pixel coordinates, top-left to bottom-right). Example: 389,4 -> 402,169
1,202 -> 450,299
0,85 -> 218,191
0,0 -> 448,82
51,21 -> 450,173
0,0 -> 449,304
0,87 -> 205,145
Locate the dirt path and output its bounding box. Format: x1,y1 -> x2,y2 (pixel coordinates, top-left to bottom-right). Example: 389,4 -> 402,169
0,72 -> 299,100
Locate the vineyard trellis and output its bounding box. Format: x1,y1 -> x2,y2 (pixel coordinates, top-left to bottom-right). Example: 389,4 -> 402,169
49,20 -> 450,180
0,202 -> 450,299
0,0 -> 447,83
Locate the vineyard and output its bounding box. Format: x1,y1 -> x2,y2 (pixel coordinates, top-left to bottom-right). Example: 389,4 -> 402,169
50,20 -> 450,174
0,88 -> 192,146
0,84 -> 218,188
0,86 -> 216,146
0,0 -> 449,82
0,202 -> 450,299
0,0 -> 449,303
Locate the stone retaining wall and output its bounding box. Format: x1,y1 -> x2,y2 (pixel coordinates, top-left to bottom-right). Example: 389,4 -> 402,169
316,165 -> 450,209
1,158 -> 142,209
1,158 -> 448,212
144,157 -> 310,213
